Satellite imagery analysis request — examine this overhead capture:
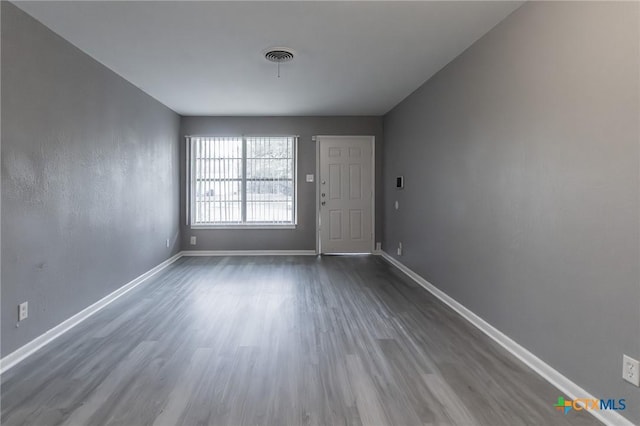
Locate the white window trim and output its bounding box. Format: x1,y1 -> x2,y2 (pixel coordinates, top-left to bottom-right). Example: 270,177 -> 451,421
186,135 -> 298,229
190,225 -> 297,230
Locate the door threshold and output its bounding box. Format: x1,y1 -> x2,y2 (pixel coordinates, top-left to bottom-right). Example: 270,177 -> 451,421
321,252 -> 372,256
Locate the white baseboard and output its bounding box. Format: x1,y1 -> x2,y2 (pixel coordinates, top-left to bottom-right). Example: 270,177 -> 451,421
0,252 -> 183,375
182,250 -> 317,256
379,251 -> 634,426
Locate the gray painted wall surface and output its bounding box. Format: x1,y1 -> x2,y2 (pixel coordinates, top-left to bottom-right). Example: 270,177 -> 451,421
383,2 -> 639,423
1,3 -> 181,357
180,116 -> 383,251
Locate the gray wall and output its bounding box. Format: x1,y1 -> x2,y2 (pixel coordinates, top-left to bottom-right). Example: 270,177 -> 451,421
1,3 -> 181,357
383,1 -> 639,423
180,116 -> 383,251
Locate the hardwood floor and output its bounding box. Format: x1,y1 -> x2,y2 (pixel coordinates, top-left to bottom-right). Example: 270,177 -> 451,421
1,255 -> 601,426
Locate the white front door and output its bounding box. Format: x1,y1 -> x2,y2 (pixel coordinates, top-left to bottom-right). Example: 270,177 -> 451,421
318,136 -> 374,254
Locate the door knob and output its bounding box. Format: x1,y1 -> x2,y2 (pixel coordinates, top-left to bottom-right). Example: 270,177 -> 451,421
322,181 -> 326,185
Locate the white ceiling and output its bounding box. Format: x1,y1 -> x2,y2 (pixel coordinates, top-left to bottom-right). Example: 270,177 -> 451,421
14,1 -> 523,116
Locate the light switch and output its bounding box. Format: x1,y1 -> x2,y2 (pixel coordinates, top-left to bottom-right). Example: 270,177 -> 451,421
306,174 -> 314,183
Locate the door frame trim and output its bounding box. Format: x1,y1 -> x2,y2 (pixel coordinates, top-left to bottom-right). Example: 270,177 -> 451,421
314,135 -> 375,254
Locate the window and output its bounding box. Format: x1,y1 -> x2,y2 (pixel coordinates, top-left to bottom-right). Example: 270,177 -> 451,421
188,136 -> 297,227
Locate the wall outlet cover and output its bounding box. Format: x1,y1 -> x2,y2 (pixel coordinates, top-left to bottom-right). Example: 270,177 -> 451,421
166,238 -> 170,248
18,302 -> 28,321
623,354 -> 640,386
190,236 -> 197,245
306,174 -> 314,182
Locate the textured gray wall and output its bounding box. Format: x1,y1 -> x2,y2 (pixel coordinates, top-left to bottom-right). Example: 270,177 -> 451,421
180,116 -> 383,251
383,1 -> 639,423
1,3 -> 181,357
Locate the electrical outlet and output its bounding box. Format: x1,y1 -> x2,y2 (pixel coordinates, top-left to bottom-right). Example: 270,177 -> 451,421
397,242 -> 403,256
394,201 -> 399,210
623,354 -> 640,386
190,236 -> 197,245
18,302 -> 28,321
166,238 -> 170,248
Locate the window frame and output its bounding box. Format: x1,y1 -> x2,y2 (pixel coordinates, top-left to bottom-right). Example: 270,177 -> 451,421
186,135 -> 298,229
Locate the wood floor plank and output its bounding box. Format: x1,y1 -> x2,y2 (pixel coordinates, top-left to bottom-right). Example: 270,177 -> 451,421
1,255 -> 602,426
152,348 -> 213,426
422,373 -> 480,426
61,341 -> 157,426
345,354 -> 391,426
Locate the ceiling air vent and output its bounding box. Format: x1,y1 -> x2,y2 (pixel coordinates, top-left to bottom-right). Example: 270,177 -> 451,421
264,47 -> 295,78
265,48 -> 295,63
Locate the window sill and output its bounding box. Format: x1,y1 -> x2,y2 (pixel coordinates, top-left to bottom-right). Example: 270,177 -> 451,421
190,225 -> 297,230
